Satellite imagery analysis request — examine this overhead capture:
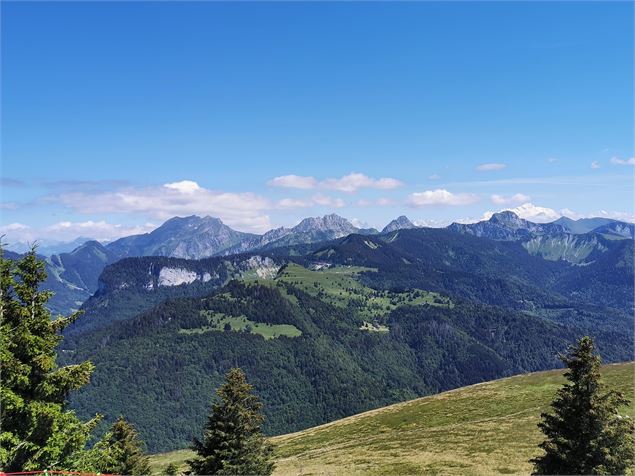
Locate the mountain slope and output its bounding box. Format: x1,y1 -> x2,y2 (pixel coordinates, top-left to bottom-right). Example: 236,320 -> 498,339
61,254 -> 632,451
447,211 -> 566,240
553,216 -> 622,234
150,362 -> 634,475
382,215 -> 416,233
447,211 -> 632,265
107,215 -> 258,259
222,214 -> 368,254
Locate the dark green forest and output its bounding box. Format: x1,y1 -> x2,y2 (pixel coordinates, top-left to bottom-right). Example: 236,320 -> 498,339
60,226 -> 634,452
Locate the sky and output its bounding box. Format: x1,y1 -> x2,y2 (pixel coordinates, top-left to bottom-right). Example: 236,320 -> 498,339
1,1 -> 633,244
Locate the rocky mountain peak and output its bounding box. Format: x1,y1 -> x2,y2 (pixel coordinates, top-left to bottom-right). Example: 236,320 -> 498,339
382,216 -> 416,233
488,211 -> 525,227
293,214 -> 357,234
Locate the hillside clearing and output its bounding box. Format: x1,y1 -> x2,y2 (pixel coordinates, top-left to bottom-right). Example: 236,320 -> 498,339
150,362 -> 634,475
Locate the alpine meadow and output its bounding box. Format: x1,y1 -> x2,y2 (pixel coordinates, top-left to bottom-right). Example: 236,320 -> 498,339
1,2 -> 633,475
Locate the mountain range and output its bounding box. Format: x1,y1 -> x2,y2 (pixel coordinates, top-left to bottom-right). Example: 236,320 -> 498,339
10,211 -> 632,316
53,210 -> 634,451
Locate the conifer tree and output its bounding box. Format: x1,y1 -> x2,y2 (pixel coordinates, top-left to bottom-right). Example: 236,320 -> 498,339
94,417 -> 151,475
188,368 -> 274,475
531,336 -> 634,475
165,462 -> 179,475
0,247 -> 99,471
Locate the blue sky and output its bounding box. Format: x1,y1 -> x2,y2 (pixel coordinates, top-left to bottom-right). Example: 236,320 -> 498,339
1,1 -> 633,243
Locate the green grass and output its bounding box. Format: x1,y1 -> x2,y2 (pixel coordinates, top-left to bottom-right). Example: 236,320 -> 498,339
180,311 -> 302,340
263,263 -> 452,323
149,362 -> 634,475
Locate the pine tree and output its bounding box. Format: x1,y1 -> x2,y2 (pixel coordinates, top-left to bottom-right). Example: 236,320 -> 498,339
188,368 -> 275,475
165,462 -> 179,475
0,247 -> 99,471
531,336 -> 634,475
94,417 -> 151,475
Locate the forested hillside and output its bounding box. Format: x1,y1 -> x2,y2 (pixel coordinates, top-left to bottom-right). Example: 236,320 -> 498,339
60,225 -> 634,451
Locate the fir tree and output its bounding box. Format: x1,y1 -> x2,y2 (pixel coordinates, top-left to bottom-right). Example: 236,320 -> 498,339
0,247 -> 99,471
531,336 -> 634,475
165,462 -> 179,475
188,368 -> 274,475
94,417 -> 151,475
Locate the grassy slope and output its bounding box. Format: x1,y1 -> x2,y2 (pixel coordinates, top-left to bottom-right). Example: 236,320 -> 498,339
150,362 -> 634,475
254,263 -> 451,322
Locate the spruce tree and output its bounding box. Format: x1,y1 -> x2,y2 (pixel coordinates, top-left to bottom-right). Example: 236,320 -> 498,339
531,336 -> 634,475
0,247 -> 99,471
94,417 -> 151,475
188,368 -> 274,475
165,462 -> 179,475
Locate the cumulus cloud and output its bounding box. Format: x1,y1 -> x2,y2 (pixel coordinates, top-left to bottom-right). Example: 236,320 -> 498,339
356,197 -> 395,207
476,163 -> 507,172
0,220 -> 158,244
407,189 -> 479,207
560,208 -> 635,223
412,218 -> 449,228
276,194 -> 345,209
482,202 -> 561,223
267,175 -> 318,189
311,194 -> 345,208
46,221 -> 157,241
48,180 -> 273,233
490,193 -> 531,205
268,172 -> 403,193
591,161 -> 601,169
610,156 -> 635,166
164,180 -> 201,193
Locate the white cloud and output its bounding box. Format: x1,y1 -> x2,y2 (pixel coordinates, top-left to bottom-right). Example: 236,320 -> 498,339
610,156 -> 635,166
45,221 -> 157,241
350,218 -> 371,229
0,220 -> 158,244
164,180 -> 201,193
1,222 -> 29,231
376,197 -> 395,206
408,189 -> 479,207
311,194 -> 345,208
490,193 -> 531,205
276,194 -> 345,209
560,208 -> 635,223
356,197 -> 395,207
476,163 -> 507,172
49,180 -> 272,233
482,202 -> 561,223
276,198 -> 312,209
591,161 -> 601,169
267,175 -> 318,189
428,174 -> 441,180
268,172 -> 403,193
412,218 -> 449,228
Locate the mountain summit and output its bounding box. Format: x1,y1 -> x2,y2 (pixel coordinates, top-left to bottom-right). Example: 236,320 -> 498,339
382,216 -> 416,233
447,211 -> 565,240
107,215 -> 257,259
293,213 -> 358,236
